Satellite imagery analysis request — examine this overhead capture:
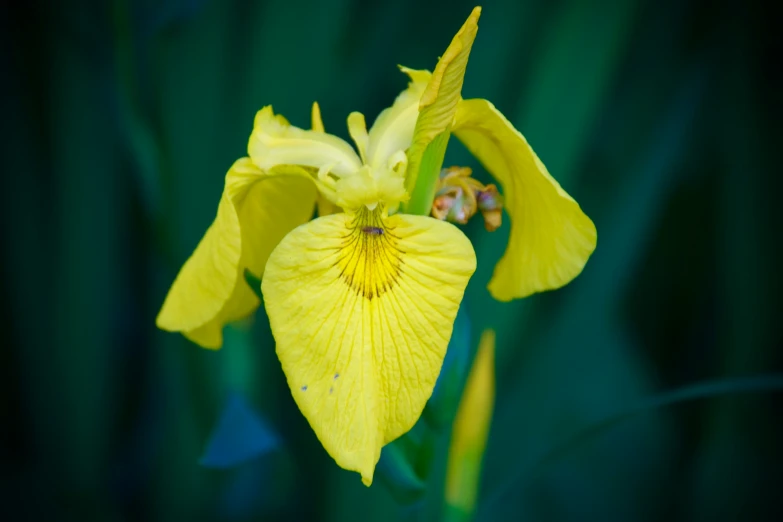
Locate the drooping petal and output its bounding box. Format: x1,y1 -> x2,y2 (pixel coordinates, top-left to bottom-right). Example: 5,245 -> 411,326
453,98 -> 597,301
261,208 -> 476,485
248,106 -> 362,178
403,6 -> 481,214
365,68 -> 430,170
156,158 -> 317,348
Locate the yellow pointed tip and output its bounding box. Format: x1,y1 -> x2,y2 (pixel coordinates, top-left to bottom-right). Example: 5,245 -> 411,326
361,472 -> 374,487
398,65 -> 433,87
311,101 -> 325,132
253,105 -> 273,127
418,6 -> 481,109
464,7 -> 482,32
458,6 -> 481,38
459,6 -> 482,42
253,105 -> 290,132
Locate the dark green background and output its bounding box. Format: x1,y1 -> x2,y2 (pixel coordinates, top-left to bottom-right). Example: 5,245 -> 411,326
2,0 -> 781,520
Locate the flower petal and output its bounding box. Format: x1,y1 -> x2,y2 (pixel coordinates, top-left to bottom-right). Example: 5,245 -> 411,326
156,158 -> 317,348
310,102 -> 341,216
365,68 -> 430,170
453,98 -> 597,301
403,6 -> 481,214
310,102 -> 343,216
347,112 -> 369,163
311,101 -> 325,133
248,106 -> 362,178
261,208 -> 476,485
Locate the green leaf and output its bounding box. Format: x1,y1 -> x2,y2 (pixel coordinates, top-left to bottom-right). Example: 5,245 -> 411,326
404,130 -> 451,216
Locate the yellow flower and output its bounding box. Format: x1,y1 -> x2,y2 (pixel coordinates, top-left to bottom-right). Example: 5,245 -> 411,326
156,6 -> 595,485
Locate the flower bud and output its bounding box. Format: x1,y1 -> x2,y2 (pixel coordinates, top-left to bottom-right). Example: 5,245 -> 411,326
476,184 -> 503,231
430,166 -> 503,231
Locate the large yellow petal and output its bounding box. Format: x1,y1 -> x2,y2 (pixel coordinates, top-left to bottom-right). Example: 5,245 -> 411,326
453,98 -> 597,301
156,157 -> 317,348
261,208 -> 476,485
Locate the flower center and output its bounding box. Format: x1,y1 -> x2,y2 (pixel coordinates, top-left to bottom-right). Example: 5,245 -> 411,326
333,153 -> 409,211
334,206 -> 404,300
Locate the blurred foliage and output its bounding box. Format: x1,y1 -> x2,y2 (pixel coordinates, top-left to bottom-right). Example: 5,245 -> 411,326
1,0 -> 781,521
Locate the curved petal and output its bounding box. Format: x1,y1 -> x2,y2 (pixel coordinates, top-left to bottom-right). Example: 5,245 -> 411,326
248,106 -> 362,178
261,208 -> 476,485
156,158 -> 317,348
453,98 -> 597,301
365,68 -> 430,170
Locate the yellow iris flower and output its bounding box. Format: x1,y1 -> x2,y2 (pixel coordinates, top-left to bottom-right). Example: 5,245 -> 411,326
156,6 -> 596,485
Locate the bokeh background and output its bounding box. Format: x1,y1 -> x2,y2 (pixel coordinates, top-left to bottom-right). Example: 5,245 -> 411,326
2,0 -> 781,520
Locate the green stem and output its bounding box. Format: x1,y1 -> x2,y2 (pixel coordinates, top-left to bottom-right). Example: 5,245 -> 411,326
404,131 -> 451,215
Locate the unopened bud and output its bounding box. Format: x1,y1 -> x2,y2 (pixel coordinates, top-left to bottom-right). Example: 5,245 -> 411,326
476,185 -> 503,232
432,190 -> 457,221
432,186 -> 473,224
430,167 -> 503,232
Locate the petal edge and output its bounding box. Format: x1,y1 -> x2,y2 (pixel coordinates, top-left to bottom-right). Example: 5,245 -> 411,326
453,98 -> 597,301
156,158 -> 316,348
